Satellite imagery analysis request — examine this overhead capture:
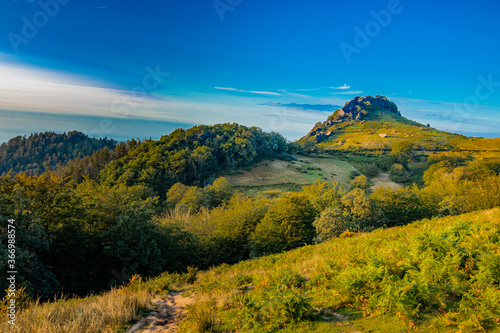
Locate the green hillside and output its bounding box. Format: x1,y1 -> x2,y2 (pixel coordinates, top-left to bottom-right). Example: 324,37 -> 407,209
5,208 -> 499,332
178,208 -> 500,332
302,95 -> 500,154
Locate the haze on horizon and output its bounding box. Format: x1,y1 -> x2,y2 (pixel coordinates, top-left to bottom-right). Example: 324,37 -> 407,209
0,0 -> 499,143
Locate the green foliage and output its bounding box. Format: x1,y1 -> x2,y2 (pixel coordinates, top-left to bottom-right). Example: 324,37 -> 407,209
313,206 -> 351,242
235,285 -> 314,332
186,208 -> 500,332
302,180 -> 344,212
99,124 -> 287,196
0,131 -> 116,176
349,170 -> 361,179
389,163 -> 412,183
341,188 -> 387,231
371,186 -> 433,227
390,140 -> 414,165
350,174 -> 368,189
358,162 -> 380,178
250,193 -> 317,257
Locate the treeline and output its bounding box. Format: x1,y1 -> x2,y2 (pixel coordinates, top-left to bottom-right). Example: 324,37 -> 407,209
1,152 -> 499,301
0,131 -> 116,175
0,131 -> 116,176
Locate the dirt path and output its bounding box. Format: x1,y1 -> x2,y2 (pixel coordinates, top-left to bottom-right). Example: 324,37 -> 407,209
127,290 -> 195,333
370,173 -> 402,192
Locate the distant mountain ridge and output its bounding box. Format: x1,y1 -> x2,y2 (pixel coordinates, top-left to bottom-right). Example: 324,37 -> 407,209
0,131 -> 116,176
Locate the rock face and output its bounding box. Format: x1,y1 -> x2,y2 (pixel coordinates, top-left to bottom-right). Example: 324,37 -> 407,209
303,95 -> 401,142
330,95 -> 400,123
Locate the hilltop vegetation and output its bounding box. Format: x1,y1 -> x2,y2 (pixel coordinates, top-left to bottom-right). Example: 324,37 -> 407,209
98,123 -> 287,196
0,131 -> 116,176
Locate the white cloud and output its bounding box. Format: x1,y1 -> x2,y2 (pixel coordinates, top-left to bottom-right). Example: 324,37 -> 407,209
214,86 -> 281,96
330,84 -> 351,90
332,90 -> 363,95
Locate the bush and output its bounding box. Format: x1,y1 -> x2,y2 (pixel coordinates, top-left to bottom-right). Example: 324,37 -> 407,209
389,163 -> 411,183
249,193 -> 317,257
313,206 -> 351,242
236,286 -> 314,331
349,170 -> 361,179
350,175 -> 368,189
371,187 -> 433,227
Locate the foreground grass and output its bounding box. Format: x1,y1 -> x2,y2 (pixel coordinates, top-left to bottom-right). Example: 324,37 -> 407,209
180,208 -> 500,332
0,273 -> 190,333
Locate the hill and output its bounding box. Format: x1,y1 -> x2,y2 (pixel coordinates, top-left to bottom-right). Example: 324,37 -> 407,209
4,208 -> 499,332
98,123 -> 287,196
301,95 -> 500,154
177,208 -> 500,332
0,131 -> 116,176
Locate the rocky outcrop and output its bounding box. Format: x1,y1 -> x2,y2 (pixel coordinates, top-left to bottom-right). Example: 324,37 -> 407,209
302,95 -> 401,142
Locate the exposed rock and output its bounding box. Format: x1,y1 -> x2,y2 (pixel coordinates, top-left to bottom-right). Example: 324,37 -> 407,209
301,95 -> 401,141
379,133 -> 387,138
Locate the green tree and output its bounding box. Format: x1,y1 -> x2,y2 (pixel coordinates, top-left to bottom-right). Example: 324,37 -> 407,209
302,180 -> 344,212
250,193 -> 317,257
313,206 -> 351,243
371,186 -> 433,227
390,140 -> 414,166
341,188 -> 386,231
389,163 -> 411,183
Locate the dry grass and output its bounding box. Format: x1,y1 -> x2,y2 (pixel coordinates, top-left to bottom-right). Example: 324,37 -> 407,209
0,286 -> 153,333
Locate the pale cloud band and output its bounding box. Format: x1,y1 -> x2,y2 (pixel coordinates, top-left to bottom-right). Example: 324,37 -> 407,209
0,61 -> 498,143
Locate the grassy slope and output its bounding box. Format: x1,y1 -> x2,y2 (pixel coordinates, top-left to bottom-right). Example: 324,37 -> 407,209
316,113 -> 500,153
181,208 -> 500,332
224,154 -> 358,196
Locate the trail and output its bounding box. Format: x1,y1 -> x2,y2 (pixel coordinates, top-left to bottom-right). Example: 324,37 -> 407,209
127,290 -> 195,333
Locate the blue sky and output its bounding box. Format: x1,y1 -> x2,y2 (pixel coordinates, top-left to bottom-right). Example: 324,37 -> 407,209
1,0 -> 499,142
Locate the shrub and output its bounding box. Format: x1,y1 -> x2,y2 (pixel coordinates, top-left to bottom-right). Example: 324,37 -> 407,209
349,170 -> 361,179
371,186 -> 433,227
313,206 -> 351,243
389,163 -> 411,183
236,286 -> 314,331
350,174 -> 368,189
249,193 -> 317,257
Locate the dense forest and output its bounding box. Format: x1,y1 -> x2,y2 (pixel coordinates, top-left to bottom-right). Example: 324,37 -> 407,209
1,121 -> 499,302
0,131 -> 116,176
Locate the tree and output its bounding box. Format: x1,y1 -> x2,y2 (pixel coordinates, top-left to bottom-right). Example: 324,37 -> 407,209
371,186 -> 433,227
250,193 -> 317,257
313,206 -> 351,243
204,177 -> 233,208
302,180 -> 344,212
341,188 -> 386,231
389,163 -> 411,183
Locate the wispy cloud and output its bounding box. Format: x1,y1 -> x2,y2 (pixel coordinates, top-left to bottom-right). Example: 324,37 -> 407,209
332,90 -> 363,95
214,87 -> 282,96
260,102 -> 341,112
330,84 -> 350,90
277,89 -> 312,98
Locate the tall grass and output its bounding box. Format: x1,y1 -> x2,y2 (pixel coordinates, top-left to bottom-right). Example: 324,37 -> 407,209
0,270 -> 194,333
0,286 -> 153,333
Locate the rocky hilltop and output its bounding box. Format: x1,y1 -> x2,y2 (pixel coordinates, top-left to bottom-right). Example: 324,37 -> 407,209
304,95 -> 401,142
